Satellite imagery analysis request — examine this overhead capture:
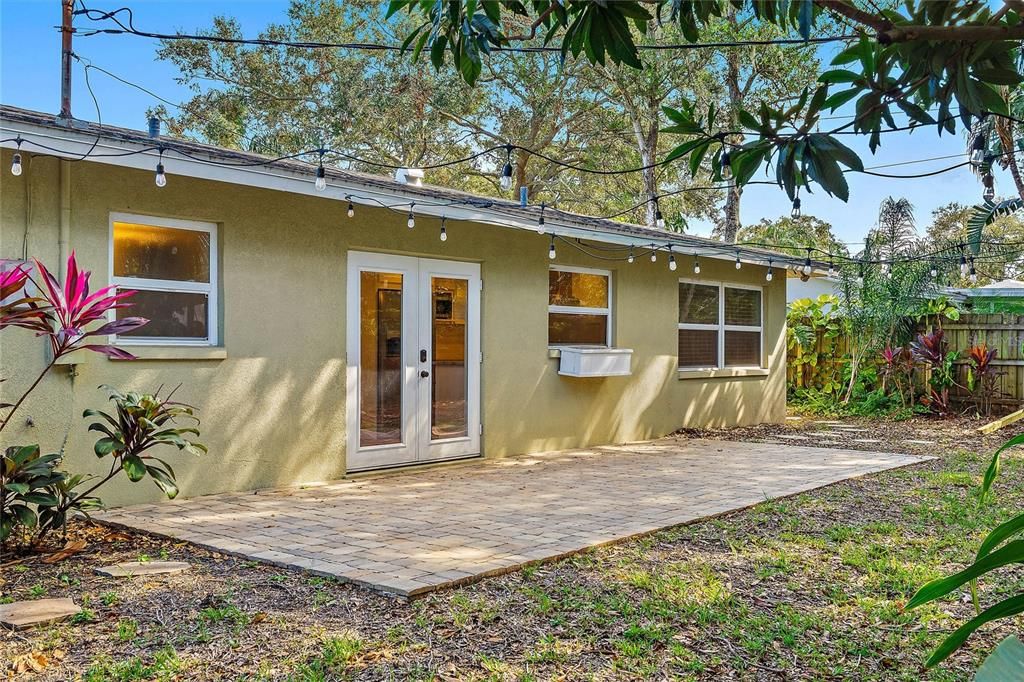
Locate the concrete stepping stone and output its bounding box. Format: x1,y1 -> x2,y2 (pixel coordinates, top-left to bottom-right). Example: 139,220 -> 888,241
813,421 -> 843,425
95,561 -> 190,578
852,439 -> 882,444
775,434 -> 811,441
903,439 -> 937,445
0,598 -> 81,630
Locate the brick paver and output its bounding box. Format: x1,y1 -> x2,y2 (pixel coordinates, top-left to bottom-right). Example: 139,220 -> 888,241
97,439 -> 927,597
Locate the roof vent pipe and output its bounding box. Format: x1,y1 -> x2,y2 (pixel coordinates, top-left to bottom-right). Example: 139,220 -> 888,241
395,168 -> 424,187
148,117 -> 161,139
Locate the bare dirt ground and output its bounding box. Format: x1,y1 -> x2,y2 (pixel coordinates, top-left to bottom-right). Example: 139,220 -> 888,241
3,414 -> 1024,681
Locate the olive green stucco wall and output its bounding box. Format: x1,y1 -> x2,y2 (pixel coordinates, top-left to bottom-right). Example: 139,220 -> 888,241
1,150 -> 785,507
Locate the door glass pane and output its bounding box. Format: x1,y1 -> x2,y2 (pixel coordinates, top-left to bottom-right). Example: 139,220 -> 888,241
360,271 -> 403,447
116,289 -> 208,339
113,222 -> 211,283
432,277 -> 468,440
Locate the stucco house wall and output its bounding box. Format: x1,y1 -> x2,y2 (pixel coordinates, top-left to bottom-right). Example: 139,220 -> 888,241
1,148 -> 786,507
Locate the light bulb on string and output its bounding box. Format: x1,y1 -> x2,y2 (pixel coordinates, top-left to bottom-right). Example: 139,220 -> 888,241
765,260 -> 773,282
499,144 -> 513,192
650,244 -> 657,263
802,249 -> 812,276
314,155 -> 327,191
791,195 -> 801,219
969,257 -> 978,283
930,260 -> 938,278
735,253 -> 742,270
627,247 -> 635,264
11,153 -> 22,177
857,263 -> 864,286
654,203 -> 665,229
347,198 -> 355,218
537,202 -> 546,235
970,134 -> 986,166
154,149 -> 167,188
407,202 -> 416,229
959,252 -> 969,277
827,258 -> 835,278
983,171 -> 996,201
720,149 -> 732,180
668,247 -> 677,271
692,253 -> 700,275
548,235 -> 557,260
440,216 -> 448,242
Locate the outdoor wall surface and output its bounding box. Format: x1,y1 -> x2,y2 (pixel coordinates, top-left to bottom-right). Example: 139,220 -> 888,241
1,149 -> 786,506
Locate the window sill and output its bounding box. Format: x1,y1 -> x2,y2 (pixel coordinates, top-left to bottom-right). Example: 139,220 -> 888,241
110,346 -> 227,361
678,367 -> 769,380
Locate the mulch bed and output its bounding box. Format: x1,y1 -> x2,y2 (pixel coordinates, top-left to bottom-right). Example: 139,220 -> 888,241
3,414 -> 1024,680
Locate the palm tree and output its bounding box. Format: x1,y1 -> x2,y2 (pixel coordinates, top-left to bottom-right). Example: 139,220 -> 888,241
870,196 -> 917,261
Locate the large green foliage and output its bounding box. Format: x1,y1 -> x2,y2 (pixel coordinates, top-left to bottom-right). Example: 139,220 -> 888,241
388,1 -> 1024,204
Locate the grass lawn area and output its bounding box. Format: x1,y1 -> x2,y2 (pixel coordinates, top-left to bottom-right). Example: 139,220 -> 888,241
3,415 -> 1024,680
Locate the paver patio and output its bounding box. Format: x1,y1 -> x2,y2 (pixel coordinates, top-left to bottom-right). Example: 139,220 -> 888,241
97,438 -> 928,597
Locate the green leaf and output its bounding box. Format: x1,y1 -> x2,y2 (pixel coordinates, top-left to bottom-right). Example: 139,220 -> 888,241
981,433 -> 1024,503
818,69 -> 861,84
926,595 -> 1024,668
906,539 -> 1024,610
977,511 -> 1024,561
824,88 -> 860,112
665,138 -> 709,163
975,635 -> 1024,681
94,437 -> 124,457
122,454 -> 147,482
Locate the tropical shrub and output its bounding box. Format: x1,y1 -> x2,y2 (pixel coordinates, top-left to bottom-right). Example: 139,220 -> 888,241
786,295 -> 847,396
910,329 -> 959,416
0,254 -> 203,555
966,344 -> 1003,418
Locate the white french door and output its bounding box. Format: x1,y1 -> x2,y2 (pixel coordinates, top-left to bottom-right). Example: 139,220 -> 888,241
346,251 -> 481,472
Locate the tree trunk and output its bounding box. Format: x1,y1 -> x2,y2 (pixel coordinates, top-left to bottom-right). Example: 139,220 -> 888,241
721,7 -> 743,243
995,116 -> 1024,200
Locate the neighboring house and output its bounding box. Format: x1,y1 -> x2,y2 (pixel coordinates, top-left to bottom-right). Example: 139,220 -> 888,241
787,273 -> 840,306
1,105 -> 809,506
944,279 -> 1024,314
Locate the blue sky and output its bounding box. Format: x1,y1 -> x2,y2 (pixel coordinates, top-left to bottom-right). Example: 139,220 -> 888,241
0,0 -> 1000,246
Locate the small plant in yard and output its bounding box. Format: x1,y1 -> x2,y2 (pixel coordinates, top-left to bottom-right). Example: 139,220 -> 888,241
910,329 -> 959,416
907,433 -> 1024,675
966,343 -> 1003,418
0,253 -> 203,556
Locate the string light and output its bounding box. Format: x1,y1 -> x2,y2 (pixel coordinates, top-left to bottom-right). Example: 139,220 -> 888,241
983,171 -> 996,201
500,144 -> 513,192
440,216 -> 448,242
827,258 -> 835,277
537,202 -> 546,235
969,257 -> 978,283
735,252 -> 742,270
548,235 -> 557,260
692,253 -> 700,275
970,134 -> 986,166
802,249 -> 812,276
766,260 -> 773,282
347,198 -> 355,218
720,149 -> 732,180
857,263 -> 864,286
791,195 -> 801,219
627,247 -> 635,264
959,252 -> 969,277
154,148 -> 166,187
314,151 -> 327,191
930,260 -> 938,278
655,203 -> 666,229
669,246 -> 678,271
407,202 -> 415,228
10,138 -> 22,176
650,244 -> 657,263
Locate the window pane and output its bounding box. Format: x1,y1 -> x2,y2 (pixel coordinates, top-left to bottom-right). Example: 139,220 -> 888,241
116,290 -> 208,339
679,283 -> 719,324
725,287 -> 761,326
113,222 -> 211,283
725,330 -> 761,366
549,270 -> 608,308
432,277 -> 468,440
549,313 -> 607,346
678,329 -> 718,368
359,271 -> 403,447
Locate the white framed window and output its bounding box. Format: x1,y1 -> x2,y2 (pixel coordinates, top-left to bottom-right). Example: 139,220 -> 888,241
548,265 -> 611,347
678,279 -> 762,369
109,213 -> 218,346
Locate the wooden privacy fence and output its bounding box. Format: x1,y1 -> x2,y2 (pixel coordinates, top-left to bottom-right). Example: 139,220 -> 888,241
942,313 -> 1024,409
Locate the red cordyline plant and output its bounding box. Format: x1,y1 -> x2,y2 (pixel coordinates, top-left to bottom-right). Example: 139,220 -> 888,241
968,343 -> 1002,417
910,329 -> 959,416
0,253 -> 147,432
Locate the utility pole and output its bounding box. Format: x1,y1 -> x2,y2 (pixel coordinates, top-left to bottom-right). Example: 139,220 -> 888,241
57,0 -> 74,124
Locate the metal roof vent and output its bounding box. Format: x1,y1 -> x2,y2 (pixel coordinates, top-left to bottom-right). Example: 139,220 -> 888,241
395,168 -> 424,187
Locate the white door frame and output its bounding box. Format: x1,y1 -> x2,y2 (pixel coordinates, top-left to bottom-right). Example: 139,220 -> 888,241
346,251 -> 481,472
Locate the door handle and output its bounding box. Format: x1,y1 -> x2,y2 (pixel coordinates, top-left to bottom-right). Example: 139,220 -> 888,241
420,370 -> 430,378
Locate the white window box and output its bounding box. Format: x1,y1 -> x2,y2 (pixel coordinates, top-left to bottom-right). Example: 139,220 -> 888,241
557,347 -> 633,378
